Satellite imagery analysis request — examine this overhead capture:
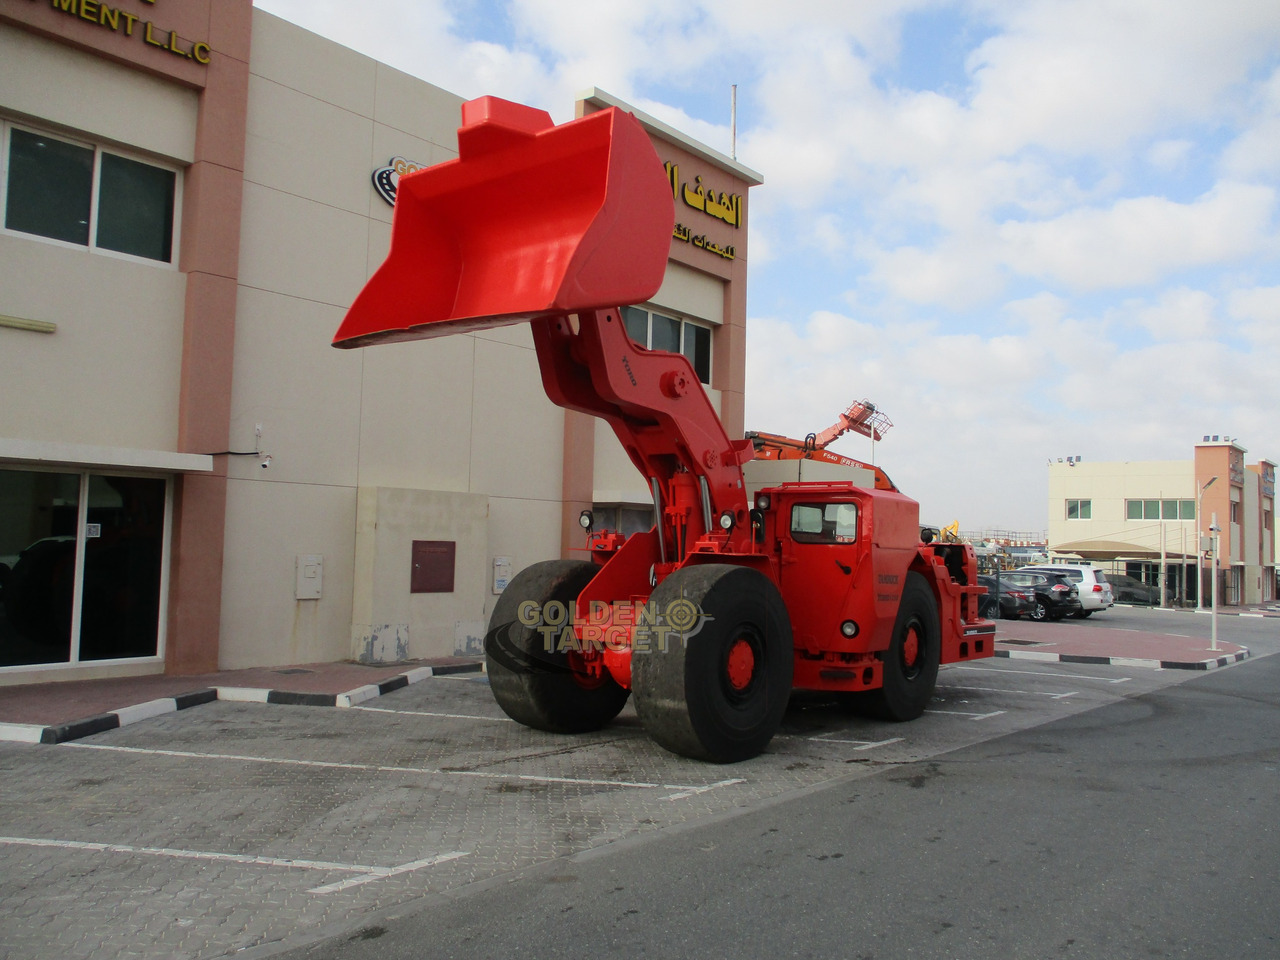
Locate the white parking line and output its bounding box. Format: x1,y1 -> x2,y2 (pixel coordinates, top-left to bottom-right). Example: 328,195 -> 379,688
939,684 -> 1080,700
64,743 -> 738,796
0,835 -> 467,895
926,708 -> 1006,720
662,778 -> 746,800
954,665 -> 1132,684
352,706 -> 514,722
806,735 -> 905,749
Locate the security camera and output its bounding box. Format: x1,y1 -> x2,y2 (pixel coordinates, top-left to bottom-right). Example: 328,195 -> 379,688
261,455 -> 273,469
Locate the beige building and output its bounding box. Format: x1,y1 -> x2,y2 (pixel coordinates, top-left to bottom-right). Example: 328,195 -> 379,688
0,3 -> 761,683
1047,440 -> 1276,605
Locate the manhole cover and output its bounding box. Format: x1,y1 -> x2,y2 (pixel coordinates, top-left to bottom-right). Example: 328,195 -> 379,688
273,668 -> 313,675
999,638 -> 1044,646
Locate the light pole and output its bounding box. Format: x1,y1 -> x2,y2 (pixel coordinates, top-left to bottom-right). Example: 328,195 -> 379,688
1196,476 -> 1218,611
1210,512 -> 1221,651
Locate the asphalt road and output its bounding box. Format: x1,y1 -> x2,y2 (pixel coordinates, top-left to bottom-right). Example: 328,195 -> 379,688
279,643 -> 1280,960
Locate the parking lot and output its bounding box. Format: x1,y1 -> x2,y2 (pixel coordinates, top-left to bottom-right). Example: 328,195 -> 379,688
0,648 -> 1219,960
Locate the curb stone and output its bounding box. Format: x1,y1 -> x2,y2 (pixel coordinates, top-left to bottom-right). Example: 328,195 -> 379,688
995,647 -> 1250,671
0,661 -> 484,745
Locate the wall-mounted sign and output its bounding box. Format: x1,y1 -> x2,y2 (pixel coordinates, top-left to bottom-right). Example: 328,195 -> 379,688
46,0 -> 212,64
665,162 -> 742,228
672,223 -> 735,260
372,156 -> 427,206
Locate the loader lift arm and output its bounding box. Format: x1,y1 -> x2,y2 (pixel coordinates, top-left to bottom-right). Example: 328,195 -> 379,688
334,96 -> 753,562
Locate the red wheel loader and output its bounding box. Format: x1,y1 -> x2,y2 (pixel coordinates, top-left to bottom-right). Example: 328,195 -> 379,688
334,96 -> 994,763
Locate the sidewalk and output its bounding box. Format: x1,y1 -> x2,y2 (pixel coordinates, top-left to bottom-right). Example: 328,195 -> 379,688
0,657 -> 483,745
993,615 -> 1250,670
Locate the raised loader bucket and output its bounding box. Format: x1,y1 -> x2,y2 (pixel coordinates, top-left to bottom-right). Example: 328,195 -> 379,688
334,97 -> 675,348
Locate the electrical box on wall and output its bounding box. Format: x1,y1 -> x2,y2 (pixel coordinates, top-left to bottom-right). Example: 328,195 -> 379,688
411,540 -> 456,593
493,556 -> 511,594
296,555 -> 323,600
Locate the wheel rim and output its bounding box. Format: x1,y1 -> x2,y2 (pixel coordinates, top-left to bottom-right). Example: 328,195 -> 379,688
719,627 -> 763,703
565,647 -> 607,690
901,622 -> 923,680
726,637 -> 756,691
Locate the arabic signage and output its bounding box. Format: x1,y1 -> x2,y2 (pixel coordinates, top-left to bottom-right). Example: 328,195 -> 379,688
40,0 -> 212,64
664,161 -> 742,261
671,222 -> 735,260
665,162 -> 742,228
1230,447 -> 1245,486
372,156 -> 427,206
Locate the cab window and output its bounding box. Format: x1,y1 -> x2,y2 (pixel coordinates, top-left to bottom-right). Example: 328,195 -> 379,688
790,502 -> 858,543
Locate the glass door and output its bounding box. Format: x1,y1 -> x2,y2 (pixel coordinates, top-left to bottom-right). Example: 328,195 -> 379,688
0,467 -> 169,668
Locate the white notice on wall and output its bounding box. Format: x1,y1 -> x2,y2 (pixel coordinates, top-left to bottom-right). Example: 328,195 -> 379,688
493,556 -> 511,594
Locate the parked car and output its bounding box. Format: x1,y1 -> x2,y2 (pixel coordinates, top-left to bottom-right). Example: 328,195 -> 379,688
1107,573 -> 1160,605
1018,564 -> 1113,617
1001,571 -> 1082,621
977,574 -> 1036,620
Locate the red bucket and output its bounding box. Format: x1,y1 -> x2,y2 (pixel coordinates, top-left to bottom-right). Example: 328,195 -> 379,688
334,97 -> 674,348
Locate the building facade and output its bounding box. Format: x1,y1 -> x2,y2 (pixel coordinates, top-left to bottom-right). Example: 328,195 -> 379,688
0,2 -> 760,683
1046,440 -> 1276,605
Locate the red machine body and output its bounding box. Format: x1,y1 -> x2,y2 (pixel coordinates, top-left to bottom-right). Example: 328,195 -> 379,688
335,96 -> 993,762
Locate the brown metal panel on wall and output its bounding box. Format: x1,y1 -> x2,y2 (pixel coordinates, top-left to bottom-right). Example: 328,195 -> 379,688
411,541 -> 457,593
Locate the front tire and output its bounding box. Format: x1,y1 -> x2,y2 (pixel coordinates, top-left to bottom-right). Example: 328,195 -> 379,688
485,560 -> 629,734
632,564 -> 793,763
864,572 -> 941,721
1030,600 -> 1048,622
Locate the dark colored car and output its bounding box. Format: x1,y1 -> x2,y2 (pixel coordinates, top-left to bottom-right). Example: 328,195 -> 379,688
1108,573 -> 1160,605
1000,571 -> 1082,621
977,574 -> 1036,620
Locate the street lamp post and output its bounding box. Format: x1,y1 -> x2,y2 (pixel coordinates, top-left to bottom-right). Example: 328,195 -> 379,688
1196,476 -> 1218,611
1210,512 -> 1221,652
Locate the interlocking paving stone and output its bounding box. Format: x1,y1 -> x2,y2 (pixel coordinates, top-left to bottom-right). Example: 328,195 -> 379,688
0,662 -> 1201,959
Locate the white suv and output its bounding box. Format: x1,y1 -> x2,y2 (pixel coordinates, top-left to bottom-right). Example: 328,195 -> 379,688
1017,564 -> 1114,617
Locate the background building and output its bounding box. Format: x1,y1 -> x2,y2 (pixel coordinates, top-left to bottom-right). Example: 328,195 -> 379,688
0,3 -> 760,683
1046,440 -> 1276,606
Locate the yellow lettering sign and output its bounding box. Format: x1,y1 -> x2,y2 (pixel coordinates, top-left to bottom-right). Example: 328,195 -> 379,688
664,160 -> 743,229
47,0 -> 212,65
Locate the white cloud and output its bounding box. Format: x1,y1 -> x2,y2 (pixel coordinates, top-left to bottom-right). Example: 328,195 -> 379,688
1123,288 -> 1218,341
997,182 -> 1277,290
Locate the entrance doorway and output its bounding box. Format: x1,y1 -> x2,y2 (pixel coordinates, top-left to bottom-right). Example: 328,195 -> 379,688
0,468 -> 169,668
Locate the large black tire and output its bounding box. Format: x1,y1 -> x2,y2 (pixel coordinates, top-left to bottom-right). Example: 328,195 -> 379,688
1072,610 -> 1093,619
863,572 -> 941,721
632,564 -> 793,763
485,560 -> 629,733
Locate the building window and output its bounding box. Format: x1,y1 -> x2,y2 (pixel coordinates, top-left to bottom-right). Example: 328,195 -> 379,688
3,124 -> 177,263
620,305 -> 713,385
1125,499 -> 1194,520
1230,501 -> 1240,523
1066,499 -> 1091,520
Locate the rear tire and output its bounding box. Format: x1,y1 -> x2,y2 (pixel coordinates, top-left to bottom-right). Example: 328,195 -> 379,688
864,572 -> 941,721
1073,610 -> 1093,619
632,564 -> 793,763
485,560 -> 628,733
1030,600 -> 1048,622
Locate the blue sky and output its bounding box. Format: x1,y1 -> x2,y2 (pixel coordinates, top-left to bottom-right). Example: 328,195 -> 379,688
257,0 -> 1280,532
